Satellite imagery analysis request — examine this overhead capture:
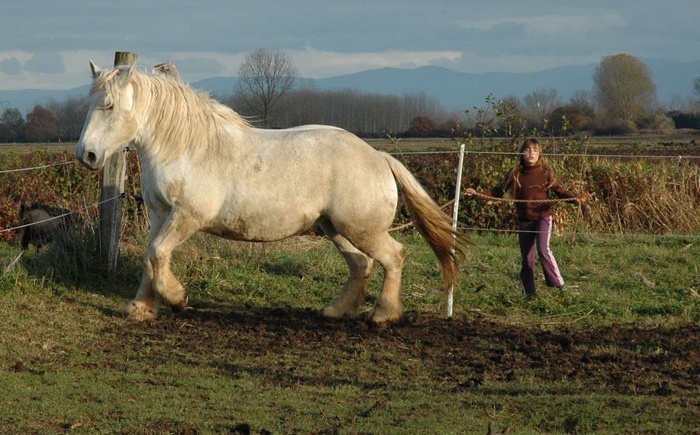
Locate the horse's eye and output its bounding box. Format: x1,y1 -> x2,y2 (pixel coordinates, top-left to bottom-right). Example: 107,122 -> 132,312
100,102 -> 114,111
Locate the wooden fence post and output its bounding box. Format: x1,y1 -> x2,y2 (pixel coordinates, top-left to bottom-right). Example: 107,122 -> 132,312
99,51 -> 137,273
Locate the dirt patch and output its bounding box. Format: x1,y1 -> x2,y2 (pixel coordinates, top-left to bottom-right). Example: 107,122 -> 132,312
108,305 -> 700,398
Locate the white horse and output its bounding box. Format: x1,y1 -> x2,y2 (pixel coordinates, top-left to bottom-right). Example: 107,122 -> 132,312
76,62 -> 470,323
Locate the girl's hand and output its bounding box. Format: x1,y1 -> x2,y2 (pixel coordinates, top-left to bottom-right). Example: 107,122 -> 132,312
577,193 -> 592,205
464,188 -> 476,197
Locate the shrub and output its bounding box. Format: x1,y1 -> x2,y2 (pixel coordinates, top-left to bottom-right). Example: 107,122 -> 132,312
2,144 -> 699,249
592,119 -> 638,136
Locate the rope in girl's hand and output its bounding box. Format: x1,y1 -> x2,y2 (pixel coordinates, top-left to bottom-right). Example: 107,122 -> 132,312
465,189 -> 593,205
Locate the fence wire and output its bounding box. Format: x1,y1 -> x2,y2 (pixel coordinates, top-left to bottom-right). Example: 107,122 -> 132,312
0,194 -> 123,235
0,160 -> 75,174
390,149 -> 700,160
1,147 -> 699,239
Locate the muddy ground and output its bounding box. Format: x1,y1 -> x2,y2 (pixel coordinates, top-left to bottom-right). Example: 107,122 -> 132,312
112,305 -> 700,399
148,309 -> 700,398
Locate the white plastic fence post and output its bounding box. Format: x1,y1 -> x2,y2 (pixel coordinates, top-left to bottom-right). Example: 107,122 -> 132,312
447,144 -> 466,318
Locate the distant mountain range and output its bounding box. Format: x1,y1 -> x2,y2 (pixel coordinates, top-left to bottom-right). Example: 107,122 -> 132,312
2,58 -> 698,115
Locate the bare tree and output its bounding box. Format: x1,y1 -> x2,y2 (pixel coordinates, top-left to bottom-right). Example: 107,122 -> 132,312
593,54 -> 656,124
272,87 -> 446,134
522,88 -> 561,126
46,97 -> 89,141
236,49 -> 298,127
569,90 -> 594,113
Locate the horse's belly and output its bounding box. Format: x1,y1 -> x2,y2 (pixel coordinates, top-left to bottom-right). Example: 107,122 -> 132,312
203,210 -> 319,242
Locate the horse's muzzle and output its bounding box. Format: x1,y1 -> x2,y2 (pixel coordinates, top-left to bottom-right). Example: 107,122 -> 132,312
76,149 -> 102,171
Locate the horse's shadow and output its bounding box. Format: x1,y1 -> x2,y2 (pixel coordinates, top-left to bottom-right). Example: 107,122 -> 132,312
18,233 -> 143,301
15,234 -> 367,327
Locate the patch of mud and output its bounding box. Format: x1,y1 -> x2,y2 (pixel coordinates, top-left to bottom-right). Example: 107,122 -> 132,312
109,306 -> 700,398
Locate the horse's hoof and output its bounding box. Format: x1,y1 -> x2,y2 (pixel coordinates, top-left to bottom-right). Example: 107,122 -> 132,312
365,307 -> 402,325
174,306 -> 196,318
321,304 -> 357,320
170,296 -> 189,313
125,300 -> 158,322
321,304 -> 340,319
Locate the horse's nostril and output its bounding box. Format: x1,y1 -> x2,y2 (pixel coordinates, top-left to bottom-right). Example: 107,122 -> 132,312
86,152 -> 97,165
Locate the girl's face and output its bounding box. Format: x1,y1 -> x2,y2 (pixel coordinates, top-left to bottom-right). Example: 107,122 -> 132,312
522,145 -> 540,167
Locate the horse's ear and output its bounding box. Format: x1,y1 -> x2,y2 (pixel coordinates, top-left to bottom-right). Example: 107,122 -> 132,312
89,60 -> 101,78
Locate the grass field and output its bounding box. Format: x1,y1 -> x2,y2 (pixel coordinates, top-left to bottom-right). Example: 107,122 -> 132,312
0,230 -> 698,433
1,133 -> 699,433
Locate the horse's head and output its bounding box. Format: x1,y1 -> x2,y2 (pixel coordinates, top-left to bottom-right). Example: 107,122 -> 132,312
76,61 -> 139,170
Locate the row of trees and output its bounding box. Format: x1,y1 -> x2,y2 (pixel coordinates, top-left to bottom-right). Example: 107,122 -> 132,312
1,51 -> 699,144
226,87 -> 447,135
230,51 -> 698,137
0,97 -> 88,143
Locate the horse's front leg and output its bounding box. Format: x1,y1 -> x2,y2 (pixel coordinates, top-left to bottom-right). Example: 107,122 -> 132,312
125,212 -> 163,321
126,209 -> 198,320
125,257 -> 159,321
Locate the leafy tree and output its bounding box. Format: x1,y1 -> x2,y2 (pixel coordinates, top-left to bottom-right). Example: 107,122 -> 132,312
495,96 -> 526,137
593,54 -> 656,124
550,105 -> 594,135
407,115 -> 437,137
0,107 -> 25,142
23,105 -> 58,142
236,49 -> 298,128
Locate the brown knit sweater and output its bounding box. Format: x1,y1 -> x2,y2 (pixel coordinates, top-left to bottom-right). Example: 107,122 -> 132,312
483,164 -> 577,220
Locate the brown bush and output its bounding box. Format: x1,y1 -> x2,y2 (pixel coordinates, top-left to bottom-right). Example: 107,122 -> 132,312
1,147 -> 698,248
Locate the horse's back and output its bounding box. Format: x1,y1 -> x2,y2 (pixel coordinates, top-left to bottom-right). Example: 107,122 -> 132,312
255,125 -> 391,182
251,126 -> 400,231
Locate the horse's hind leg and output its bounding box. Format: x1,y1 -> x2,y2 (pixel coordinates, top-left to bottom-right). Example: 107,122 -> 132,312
319,221 -> 374,320
353,231 -> 407,324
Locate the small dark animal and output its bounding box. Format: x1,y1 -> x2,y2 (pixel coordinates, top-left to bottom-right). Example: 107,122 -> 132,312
19,202 -> 75,250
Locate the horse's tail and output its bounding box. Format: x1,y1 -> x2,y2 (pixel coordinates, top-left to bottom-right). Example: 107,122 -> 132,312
382,152 -> 472,292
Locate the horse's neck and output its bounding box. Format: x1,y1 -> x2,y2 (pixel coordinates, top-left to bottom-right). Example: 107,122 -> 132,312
133,80 -> 254,164
133,121 -> 250,170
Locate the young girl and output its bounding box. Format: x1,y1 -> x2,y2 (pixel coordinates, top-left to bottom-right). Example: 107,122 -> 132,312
465,138 -> 590,297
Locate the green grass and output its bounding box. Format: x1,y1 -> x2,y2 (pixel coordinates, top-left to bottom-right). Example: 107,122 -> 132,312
434,232 -> 698,326
0,232 -> 698,433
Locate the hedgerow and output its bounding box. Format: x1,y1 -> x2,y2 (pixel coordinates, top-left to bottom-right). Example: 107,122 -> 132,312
1,141 -> 699,247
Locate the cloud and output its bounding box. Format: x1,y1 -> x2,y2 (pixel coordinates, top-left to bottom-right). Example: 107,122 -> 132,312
290,48 -> 462,78
24,52 -> 65,74
1,2 -> 699,91
0,57 -> 23,75
449,51 -> 601,74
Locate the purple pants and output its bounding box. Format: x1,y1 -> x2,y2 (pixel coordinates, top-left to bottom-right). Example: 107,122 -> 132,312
518,216 -> 565,295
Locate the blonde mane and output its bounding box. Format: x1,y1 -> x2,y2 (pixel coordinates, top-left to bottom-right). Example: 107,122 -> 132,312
93,66 -> 252,163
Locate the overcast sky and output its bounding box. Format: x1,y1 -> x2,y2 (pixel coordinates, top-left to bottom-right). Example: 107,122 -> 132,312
1,0 -> 698,90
